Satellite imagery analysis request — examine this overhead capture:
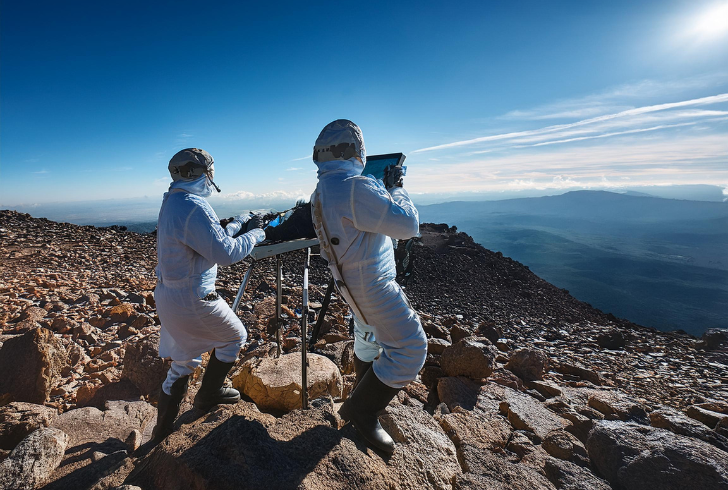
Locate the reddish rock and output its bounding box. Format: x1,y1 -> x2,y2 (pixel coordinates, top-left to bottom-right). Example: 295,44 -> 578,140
108,303 -> 135,323
440,337 -> 497,380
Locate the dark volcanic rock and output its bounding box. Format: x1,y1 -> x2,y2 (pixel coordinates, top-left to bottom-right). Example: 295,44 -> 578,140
697,328 -> 728,350
0,327 -> 67,405
440,337 -> 497,379
586,420 -> 728,490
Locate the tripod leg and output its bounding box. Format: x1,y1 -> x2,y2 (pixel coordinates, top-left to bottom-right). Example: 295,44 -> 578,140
309,277 -> 335,349
232,260 -> 255,314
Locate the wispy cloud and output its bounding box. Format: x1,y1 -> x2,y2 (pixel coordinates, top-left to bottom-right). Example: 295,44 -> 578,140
286,167 -> 303,171
413,93 -> 728,153
33,170 -> 49,174
289,155 -> 311,162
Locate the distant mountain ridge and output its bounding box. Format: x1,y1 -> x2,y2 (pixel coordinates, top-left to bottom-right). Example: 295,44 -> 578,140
419,190 -> 728,335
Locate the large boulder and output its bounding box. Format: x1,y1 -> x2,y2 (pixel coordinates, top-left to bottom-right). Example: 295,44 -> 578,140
51,400 -> 156,448
233,353 -> 342,412
440,337 -> 497,380
121,333 -> 169,400
650,408 -> 728,452
586,420 -> 728,490
0,327 -> 68,405
0,402 -> 58,450
505,348 -> 549,381
0,427 -> 68,490
126,400 -> 461,489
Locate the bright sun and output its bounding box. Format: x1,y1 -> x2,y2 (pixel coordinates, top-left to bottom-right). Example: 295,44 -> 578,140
693,2 -> 728,37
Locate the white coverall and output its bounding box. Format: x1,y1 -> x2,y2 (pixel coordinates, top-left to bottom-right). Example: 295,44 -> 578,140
312,158 -> 427,389
155,176 -> 264,395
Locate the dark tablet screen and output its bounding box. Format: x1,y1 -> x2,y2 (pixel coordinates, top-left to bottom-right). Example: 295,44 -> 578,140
362,153 -> 406,180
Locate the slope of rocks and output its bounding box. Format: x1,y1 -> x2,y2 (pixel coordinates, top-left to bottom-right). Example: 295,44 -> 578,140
1,209 -> 727,490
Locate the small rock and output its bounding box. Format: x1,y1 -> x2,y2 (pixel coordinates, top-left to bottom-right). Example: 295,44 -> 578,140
542,429 -> 589,466
489,368 -> 523,390
505,348 -> 550,381
449,324 -> 472,343
529,380 -> 562,398
108,303 -> 135,323
588,390 -> 648,421
437,376 -> 481,412
440,337 -> 497,380
427,337 -> 451,355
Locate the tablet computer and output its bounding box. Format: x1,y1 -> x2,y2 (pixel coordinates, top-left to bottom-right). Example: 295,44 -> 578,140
362,153 -> 407,181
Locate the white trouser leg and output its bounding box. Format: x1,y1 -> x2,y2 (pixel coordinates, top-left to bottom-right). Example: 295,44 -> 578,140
353,316 -> 383,362
162,358 -> 201,395
212,338 -> 245,364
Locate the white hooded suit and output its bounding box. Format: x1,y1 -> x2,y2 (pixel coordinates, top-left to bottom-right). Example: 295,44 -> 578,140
155,176 -> 264,394
312,158 -> 427,388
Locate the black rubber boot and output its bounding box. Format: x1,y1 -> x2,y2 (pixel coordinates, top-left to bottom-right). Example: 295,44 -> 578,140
353,354 -> 372,390
339,369 -> 401,454
193,352 -> 240,411
151,375 -> 189,443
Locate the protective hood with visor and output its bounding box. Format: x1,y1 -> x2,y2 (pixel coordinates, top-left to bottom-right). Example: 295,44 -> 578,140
168,148 -> 221,193
313,119 -> 366,164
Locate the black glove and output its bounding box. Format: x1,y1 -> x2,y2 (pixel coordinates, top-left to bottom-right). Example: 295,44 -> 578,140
245,214 -> 265,232
383,165 -> 405,189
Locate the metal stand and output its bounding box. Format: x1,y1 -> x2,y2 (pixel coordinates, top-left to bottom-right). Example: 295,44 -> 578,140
309,277 -> 335,350
301,248 -> 311,409
230,238 -> 319,409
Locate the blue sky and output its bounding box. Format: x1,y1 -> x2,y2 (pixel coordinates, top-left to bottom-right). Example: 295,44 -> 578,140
2,0 -> 728,215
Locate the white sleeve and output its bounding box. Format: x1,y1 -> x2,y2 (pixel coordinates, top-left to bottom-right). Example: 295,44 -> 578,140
351,178 -> 419,239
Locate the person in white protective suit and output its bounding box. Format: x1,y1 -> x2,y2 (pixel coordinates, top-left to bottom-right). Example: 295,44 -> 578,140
310,120 -> 426,454
151,148 -> 266,443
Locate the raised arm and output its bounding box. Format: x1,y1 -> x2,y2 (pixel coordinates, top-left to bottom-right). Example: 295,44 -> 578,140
351,178 -> 419,239
183,200 -> 265,266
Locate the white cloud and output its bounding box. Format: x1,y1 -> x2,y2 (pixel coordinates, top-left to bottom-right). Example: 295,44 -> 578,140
413,93 -> 728,154
33,170 -> 49,174
286,167 -> 303,171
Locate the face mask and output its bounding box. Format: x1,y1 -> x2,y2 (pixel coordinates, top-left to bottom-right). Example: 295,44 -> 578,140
169,175 -> 215,197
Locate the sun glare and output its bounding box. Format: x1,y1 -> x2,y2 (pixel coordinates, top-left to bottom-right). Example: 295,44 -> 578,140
693,2 -> 728,38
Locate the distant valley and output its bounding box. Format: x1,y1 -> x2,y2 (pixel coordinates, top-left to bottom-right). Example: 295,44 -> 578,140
418,190 -> 728,336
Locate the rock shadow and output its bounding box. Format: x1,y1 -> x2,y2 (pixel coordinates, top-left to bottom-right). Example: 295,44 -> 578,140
128,412 -> 347,489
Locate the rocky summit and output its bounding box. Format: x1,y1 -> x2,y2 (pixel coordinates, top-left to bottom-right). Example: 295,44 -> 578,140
0,209 -> 727,490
